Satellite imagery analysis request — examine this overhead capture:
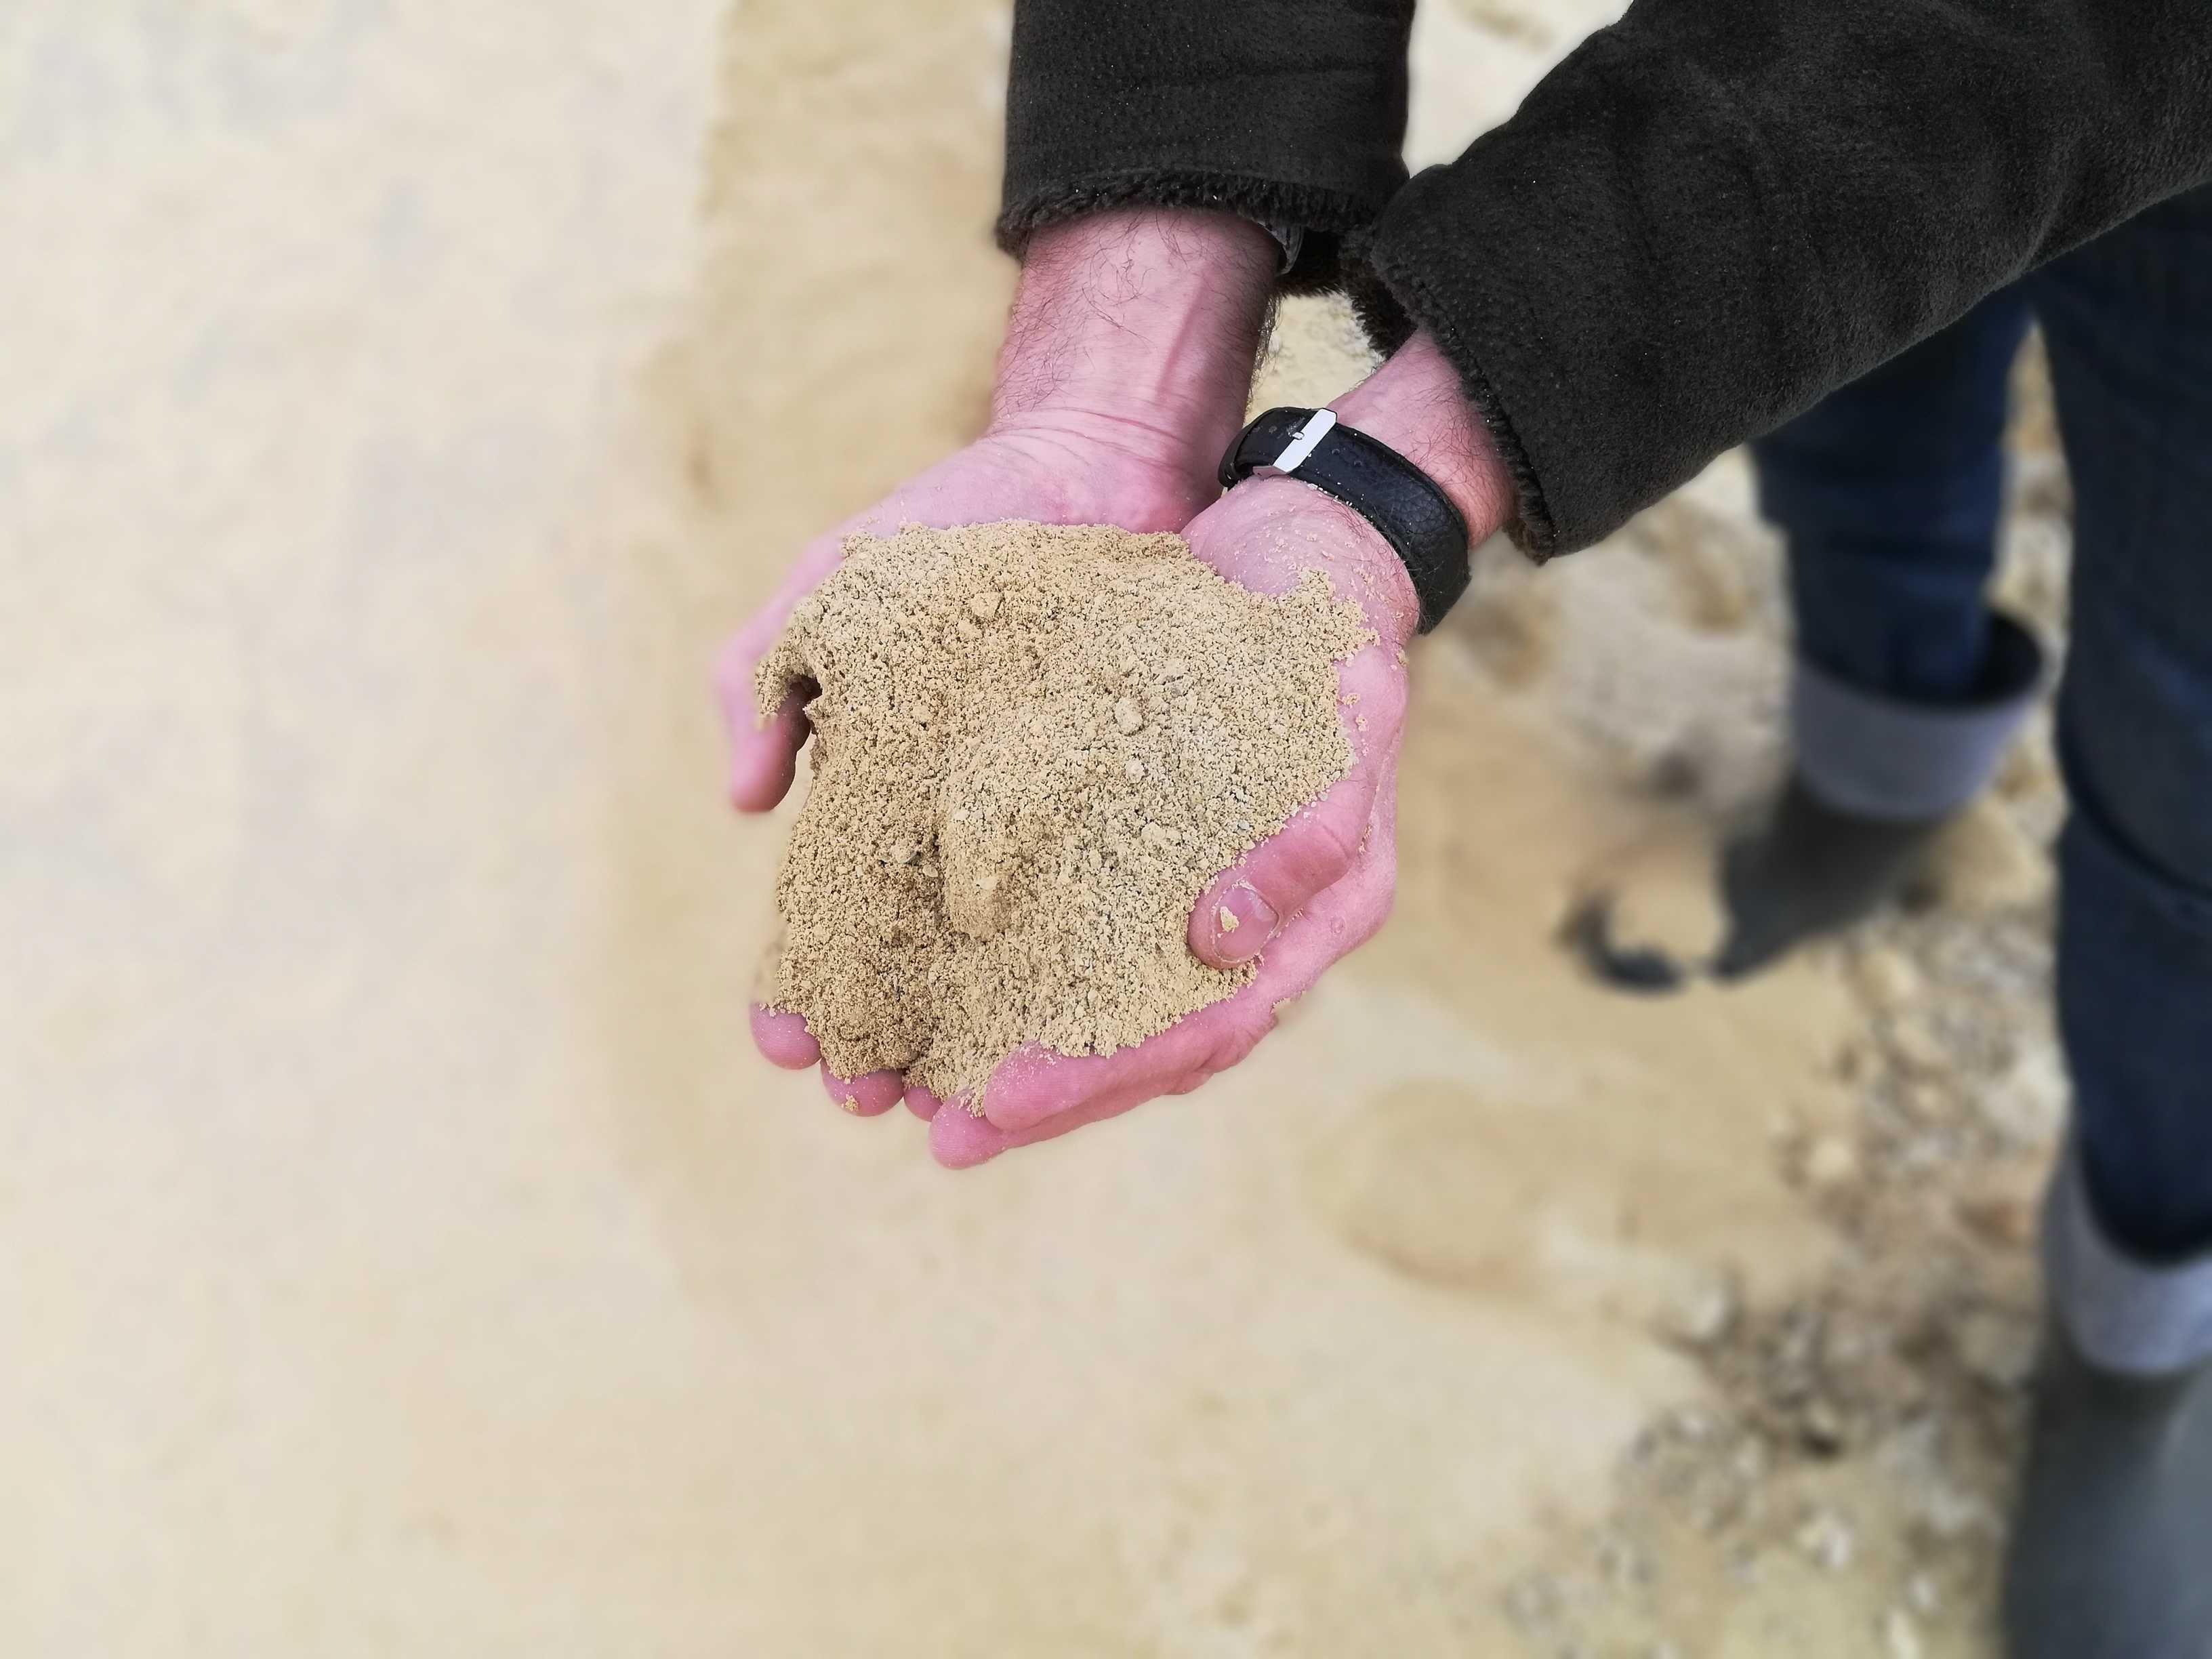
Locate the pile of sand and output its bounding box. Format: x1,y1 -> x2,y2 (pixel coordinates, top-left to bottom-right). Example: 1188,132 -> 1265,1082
756,520 -> 1370,1101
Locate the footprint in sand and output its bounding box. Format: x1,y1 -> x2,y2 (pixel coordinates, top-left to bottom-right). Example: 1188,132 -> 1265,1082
1309,1082 -> 1748,1341
1307,1082 -> 1628,1298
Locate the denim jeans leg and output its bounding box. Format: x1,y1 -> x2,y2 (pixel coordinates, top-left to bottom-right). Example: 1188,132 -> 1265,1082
1753,288 -> 2035,703
2033,184 -> 2212,1267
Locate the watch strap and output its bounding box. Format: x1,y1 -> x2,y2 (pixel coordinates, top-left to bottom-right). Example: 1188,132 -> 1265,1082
1217,407 -> 1469,632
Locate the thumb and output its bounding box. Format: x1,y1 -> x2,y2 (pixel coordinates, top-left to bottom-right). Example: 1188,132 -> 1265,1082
1187,762 -> 1380,968
712,616 -> 806,815
1187,648 -> 1404,969
712,539 -> 844,813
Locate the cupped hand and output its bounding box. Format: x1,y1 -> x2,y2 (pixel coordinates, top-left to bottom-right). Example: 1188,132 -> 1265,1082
714,423 -> 1214,815
905,478 -> 1419,1166
720,419 -> 1219,1110
735,319 -> 1511,1164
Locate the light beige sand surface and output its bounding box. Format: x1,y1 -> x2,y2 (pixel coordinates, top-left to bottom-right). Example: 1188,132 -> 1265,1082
4,2 -> 2066,1653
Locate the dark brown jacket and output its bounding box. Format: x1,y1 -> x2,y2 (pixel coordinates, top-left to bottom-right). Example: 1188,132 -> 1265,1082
1000,1 -> 2212,559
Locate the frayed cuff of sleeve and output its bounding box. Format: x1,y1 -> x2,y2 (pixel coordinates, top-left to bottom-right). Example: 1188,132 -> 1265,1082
997,170 -> 1382,295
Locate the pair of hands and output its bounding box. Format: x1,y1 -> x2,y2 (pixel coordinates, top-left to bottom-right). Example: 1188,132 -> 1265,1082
713,209 -> 1511,1168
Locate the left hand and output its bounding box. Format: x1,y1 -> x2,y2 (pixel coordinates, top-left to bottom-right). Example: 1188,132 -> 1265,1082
907,477 -> 1419,1165
750,329 -> 1513,1166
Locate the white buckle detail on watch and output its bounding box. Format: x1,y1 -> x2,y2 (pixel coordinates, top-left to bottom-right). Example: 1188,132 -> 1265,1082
1270,409 -> 1337,475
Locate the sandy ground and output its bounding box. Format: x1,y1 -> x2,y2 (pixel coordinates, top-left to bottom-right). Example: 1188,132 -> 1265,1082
3,1 -> 2070,1653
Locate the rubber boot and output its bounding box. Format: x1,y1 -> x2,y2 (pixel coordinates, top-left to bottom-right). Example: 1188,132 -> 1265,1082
1714,613 -> 2045,979
2004,1147 -> 2212,1658
1573,616 -> 2043,990
1710,778 -> 1950,977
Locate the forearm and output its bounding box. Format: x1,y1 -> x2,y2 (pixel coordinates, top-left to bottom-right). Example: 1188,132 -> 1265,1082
1332,333 -> 1514,546
988,206 -> 1280,485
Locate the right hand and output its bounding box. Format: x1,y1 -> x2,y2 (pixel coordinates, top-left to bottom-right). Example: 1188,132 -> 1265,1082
718,207 -> 1283,1115
712,423 -> 1216,817
909,332 -> 1516,1167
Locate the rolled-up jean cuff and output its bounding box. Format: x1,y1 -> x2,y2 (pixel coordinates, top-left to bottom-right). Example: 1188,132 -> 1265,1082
2045,1138 -> 2212,1377
1792,615 -> 2044,821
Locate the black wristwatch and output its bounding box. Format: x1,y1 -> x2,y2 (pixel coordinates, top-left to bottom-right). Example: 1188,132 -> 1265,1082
1218,407 -> 1471,632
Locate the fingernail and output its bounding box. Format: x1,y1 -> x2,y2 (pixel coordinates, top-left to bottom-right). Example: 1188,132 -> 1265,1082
1216,884 -> 1279,962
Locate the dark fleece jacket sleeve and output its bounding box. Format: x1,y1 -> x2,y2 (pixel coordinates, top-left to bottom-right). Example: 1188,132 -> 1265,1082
997,1 -> 1415,291
1353,0 -> 2212,557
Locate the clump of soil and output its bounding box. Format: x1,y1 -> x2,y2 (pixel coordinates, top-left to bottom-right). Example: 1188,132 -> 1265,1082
756,520 -> 1370,1102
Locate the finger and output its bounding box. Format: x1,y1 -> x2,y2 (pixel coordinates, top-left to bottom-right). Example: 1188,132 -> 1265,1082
820,1062 -> 904,1117
982,766 -> 1397,1139
928,1099 -> 1010,1168
750,1004 -> 821,1070
930,1076 -> 1173,1169
711,531 -> 851,815
951,1016 -> 1273,1164
974,1034 -> 1218,1134
730,688 -> 811,814
954,996 -> 1250,1156
1187,655 -> 1403,968
715,621 -> 813,813
903,1083 -> 943,1121
1189,764 -> 1376,967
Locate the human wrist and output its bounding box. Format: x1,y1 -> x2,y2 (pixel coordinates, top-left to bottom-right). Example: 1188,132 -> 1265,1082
1330,331 -> 1515,544
987,207 -> 1279,483
1210,333 -> 1513,647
